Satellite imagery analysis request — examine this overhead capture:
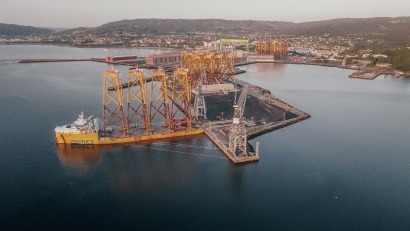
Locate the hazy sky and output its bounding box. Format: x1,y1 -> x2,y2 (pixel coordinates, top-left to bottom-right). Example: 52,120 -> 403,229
1,0 -> 409,28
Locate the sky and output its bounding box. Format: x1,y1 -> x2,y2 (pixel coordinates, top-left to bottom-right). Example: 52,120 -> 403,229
1,0 -> 409,28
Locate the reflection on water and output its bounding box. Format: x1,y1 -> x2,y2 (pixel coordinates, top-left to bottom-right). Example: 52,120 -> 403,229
56,144 -> 105,169
227,163 -> 245,199
56,138 -> 219,199
255,62 -> 286,74
55,136 -> 253,201
104,143 -> 198,200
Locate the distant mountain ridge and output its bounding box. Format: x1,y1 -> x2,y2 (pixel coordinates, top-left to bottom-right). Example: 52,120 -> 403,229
2,17 -> 410,45
291,17 -> 410,34
0,23 -> 53,36
64,17 -> 410,45
84,17 -> 410,35
85,19 -> 295,34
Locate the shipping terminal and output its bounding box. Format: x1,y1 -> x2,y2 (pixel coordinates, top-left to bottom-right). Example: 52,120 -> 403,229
55,49 -> 310,164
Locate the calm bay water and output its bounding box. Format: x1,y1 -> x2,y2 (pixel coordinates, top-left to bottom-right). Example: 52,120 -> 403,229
0,45 -> 409,230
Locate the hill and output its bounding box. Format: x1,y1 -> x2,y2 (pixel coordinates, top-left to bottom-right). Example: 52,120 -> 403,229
3,17 -> 410,46
59,17 -> 410,46
0,23 -> 53,36
62,19 -> 294,35
292,17 -> 410,45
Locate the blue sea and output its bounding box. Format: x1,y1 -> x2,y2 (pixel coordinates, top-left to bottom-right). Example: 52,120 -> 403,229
0,45 -> 409,230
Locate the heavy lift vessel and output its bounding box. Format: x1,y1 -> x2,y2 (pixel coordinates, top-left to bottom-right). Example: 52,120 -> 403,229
55,68 -> 204,145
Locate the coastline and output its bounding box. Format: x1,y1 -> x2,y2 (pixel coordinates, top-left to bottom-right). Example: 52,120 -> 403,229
0,42 -> 178,50
1,43 -> 409,78
272,60 -> 410,78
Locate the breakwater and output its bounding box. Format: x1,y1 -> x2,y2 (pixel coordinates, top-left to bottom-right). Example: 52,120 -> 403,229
19,58 -> 103,63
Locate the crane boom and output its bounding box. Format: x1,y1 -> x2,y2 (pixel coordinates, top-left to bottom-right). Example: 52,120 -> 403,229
232,85 -> 249,124
236,85 -> 249,118
229,85 -> 250,156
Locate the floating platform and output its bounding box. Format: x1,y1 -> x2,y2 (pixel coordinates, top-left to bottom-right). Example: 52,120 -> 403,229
56,127 -> 204,145
55,112 -> 205,145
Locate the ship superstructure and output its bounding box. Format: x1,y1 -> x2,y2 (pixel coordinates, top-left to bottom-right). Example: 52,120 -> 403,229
55,112 -> 100,144
55,112 -> 98,134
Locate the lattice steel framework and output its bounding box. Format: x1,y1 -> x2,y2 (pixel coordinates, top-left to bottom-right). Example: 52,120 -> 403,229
181,51 -> 235,86
150,69 -> 171,132
256,41 -> 289,60
127,68 -> 149,134
103,70 -> 127,135
229,121 -> 247,156
224,53 -> 235,82
214,52 -> 224,83
170,69 -> 192,130
203,53 -> 214,84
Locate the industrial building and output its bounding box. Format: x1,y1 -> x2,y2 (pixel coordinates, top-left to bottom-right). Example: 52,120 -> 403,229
105,55 -> 138,63
146,51 -> 181,68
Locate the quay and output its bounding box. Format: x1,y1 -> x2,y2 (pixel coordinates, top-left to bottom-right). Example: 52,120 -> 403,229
0,59 -> 20,64
349,69 -> 381,80
349,69 -> 396,80
204,122 -> 260,163
246,96 -> 311,139
201,79 -> 310,163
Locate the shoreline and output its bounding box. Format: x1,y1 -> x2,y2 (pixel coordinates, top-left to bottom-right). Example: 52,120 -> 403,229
272,60 -> 410,78
0,42 -> 178,50
1,43 -> 409,78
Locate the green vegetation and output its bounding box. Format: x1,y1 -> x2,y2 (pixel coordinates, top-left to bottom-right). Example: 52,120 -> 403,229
341,48 -> 410,72
383,49 -> 410,72
369,48 -> 410,72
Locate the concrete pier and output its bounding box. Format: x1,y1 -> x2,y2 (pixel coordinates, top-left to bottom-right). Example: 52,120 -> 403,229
201,79 -> 310,163
349,70 -> 381,80
204,122 -> 260,164
349,69 -> 396,80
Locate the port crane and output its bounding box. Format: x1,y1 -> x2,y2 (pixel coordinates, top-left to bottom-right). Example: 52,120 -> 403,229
229,85 -> 250,156
193,70 -> 207,122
